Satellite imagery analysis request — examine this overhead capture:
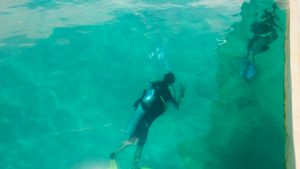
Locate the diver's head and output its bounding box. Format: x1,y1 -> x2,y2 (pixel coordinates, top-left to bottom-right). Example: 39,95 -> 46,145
163,72 -> 175,85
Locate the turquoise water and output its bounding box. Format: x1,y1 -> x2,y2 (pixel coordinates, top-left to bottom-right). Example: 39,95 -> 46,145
0,0 -> 286,169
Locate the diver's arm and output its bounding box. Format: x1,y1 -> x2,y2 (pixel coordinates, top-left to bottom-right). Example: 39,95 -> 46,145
169,96 -> 179,109
171,84 -> 185,109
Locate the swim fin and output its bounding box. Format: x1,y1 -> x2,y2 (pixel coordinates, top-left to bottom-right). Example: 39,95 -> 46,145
109,159 -> 118,169
244,63 -> 256,80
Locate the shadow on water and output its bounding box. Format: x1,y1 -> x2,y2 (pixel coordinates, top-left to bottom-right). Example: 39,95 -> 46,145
177,0 -> 286,169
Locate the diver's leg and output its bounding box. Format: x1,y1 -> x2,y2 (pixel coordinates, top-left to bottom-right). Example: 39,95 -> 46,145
130,118 -> 148,169
246,34 -> 260,59
131,145 -> 143,169
250,51 -> 255,64
110,138 -> 137,159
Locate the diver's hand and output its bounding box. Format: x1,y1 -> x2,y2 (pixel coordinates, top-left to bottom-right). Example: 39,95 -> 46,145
179,84 -> 185,98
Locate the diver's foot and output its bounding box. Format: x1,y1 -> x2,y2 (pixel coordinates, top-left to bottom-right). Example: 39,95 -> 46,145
110,152 -> 116,160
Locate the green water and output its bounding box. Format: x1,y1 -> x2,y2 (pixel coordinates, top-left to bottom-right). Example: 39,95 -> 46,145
0,0 -> 286,169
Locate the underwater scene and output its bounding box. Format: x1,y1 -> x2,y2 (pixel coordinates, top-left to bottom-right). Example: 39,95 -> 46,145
0,0 -> 286,169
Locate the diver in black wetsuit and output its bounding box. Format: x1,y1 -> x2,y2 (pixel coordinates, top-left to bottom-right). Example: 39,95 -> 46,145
246,5 -> 280,63
242,3 -> 281,80
110,72 -> 185,169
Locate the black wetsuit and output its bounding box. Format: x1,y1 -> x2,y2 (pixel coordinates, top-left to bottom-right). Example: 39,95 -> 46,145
131,81 -> 178,146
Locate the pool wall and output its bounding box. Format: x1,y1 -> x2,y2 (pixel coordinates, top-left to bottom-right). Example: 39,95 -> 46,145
285,0 -> 300,169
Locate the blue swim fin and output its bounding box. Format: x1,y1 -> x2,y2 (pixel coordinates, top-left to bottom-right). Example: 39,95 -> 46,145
244,63 -> 256,80
240,58 -> 256,80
